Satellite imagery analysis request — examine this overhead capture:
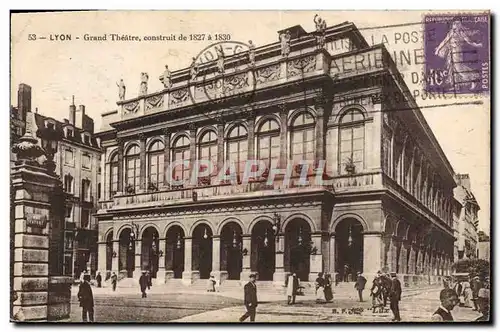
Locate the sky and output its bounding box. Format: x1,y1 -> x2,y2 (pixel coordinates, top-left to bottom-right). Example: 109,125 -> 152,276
10,11 -> 490,233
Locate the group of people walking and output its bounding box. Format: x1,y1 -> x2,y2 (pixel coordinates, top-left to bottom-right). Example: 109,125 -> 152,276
369,271 -> 402,321
434,275 -> 490,321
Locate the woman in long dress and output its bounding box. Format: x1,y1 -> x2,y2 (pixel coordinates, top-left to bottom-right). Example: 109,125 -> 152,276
370,278 -> 384,311
315,273 -> 325,303
324,274 -> 333,302
434,20 -> 483,91
462,280 -> 473,308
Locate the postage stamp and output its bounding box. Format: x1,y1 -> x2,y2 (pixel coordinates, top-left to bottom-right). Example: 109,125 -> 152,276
423,13 -> 490,94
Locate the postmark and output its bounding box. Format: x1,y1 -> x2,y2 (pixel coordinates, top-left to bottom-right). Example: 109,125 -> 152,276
188,41 -> 257,121
423,13 -> 490,94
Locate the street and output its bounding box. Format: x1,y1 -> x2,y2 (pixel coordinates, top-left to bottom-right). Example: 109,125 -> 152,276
70,286 -> 483,323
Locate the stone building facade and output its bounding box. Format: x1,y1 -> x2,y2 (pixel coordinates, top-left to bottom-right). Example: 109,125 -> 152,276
477,231 -> 490,261
453,174 -> 480,260
10,84 -> 103,279
96,21 -> 455,287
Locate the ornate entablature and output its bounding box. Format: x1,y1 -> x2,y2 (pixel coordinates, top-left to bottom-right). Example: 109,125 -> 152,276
145,94 -> 164,112
255,64 -> 281,84
169,88 -> 189,107
287,55 -> 317,77
123,101 -> 139,114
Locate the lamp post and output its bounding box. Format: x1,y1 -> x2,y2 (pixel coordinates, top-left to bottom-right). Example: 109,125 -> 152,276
129,221 -> 140,250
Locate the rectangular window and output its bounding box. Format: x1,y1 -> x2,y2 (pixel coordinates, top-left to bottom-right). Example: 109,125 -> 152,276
82,153 -> 91,169
81,179 -> 91,201
340,125 -> 364,174
65,205 -> 72,219
97,183 -> 101,200
63,255 -> 73,276
110,164 -> 118,197
64,232 -> 74,250
81,209 -> 90,228
65,149 -> 74,166
66,128 -> 73,138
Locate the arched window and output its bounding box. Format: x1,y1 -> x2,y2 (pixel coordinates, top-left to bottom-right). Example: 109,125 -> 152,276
172,135 -> 190,183
198,130 -> 218,183
290,112 -> 315,169
256,119 -> 280,170
339,109 -> 365,175
108,153 -> 118,198
226,125 -> 248,181
148,140 -> 165,190
125,145 -> 140,193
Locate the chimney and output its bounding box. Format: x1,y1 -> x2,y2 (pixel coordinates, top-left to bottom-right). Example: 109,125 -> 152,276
17,83 -> 32,121
69,95 -> 76,125
455,173 -> 471,190
76,104 -> 85,129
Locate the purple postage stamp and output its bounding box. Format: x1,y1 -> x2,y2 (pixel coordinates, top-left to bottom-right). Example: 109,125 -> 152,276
424,13 -> 490,94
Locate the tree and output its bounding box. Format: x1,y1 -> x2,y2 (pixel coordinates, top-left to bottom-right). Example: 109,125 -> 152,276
452,258 -> 490,278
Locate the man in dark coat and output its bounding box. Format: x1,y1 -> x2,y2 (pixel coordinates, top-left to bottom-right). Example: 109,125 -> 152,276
354,272 -> 367,302
475,288 -> 490,321
111,272 -> 117,291
77,274 -> 94,322
431,288 -> 459,321
389,272 -> 402,322
239,274 -> 258,322
139,272 -> 148,298
96,272 -> 102,288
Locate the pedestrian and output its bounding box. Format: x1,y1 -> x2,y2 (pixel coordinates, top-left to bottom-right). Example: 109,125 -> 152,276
462,279 -> 473,308
207,275 -> 216,292
380,273 -> 391,307
389,272 -> 402,322
343,264 -> 349,282
96,272 -> 102,288
286,273 -> 299,305
454,279 -> 463,305
139,271 -> 148,298
111,272 -> 117,291
315,272 -> 325,303
77,273 -> 94,322
475,288 -> 490,321
324,274 -> 333,302
239,274 -> 258,322
431,288 -> 459,322
354,272 -> 367,302
370,277 -> 384,311
471,276 -> 482,311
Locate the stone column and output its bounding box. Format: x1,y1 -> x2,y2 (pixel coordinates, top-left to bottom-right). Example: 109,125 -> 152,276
97,242 -> 107,273
278,104 -> 288,169
162,128 -> 171,188
133,240 -> 142,278
240,235 -> 252,280
211,236 -> 225,281
189,125 -> 197,185
182,237 -> 194,285
139,133 -> 147,191
308,233 -> 323,281
112,240 -> 119,274
246,114 -> 255,161
383,235 -> 393,272
363,233 -> 383,290
157,238 -> 166,284
329,234 -> 336,279
117,138 -> 124,193
216,121 -> 224,173
12,156 -> 72,321
314,97 -> 325,163
273,235 -> 286,285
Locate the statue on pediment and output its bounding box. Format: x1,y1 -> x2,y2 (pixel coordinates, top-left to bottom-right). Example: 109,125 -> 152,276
116,79 -> 126,101
314,14 -> 327,49
248,40 -> 256,67
215,45 -> 225,74
190,57 -> 199,80
139,72 -> 149,95
279,30 -> 291,57
161,65 -> 172,89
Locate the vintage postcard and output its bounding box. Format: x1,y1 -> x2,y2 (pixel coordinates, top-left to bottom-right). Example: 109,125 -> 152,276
10,10 -> 490,323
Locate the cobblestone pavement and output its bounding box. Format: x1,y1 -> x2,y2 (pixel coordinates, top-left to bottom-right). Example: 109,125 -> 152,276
70,286 -> 483,323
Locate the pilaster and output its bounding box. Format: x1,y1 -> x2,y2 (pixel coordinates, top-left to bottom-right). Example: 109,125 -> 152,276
117,138 -> 124,193
162,128 -> 171,188
139,133 -> 147,191
278,104 -> 288,169
240,235 -> 252,280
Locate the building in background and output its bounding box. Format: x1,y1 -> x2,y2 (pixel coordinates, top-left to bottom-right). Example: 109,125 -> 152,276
453,174 -> 480,260
10,84 -> 103,279
96,20 -> 456,288
477,231 -> 490,261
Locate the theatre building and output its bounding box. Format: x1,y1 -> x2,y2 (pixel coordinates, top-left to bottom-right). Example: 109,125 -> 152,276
96,21 -> 455,287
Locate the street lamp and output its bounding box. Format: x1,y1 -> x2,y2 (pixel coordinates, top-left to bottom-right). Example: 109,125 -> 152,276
129,221 -> 140,250
232,230 -> 238,248
151,234 -> 158,254
298,226 -> 303,246
203,228 -> 209,240
263,229 -> 269,247
347,225 -> 353,247
176,233 -> 182,249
